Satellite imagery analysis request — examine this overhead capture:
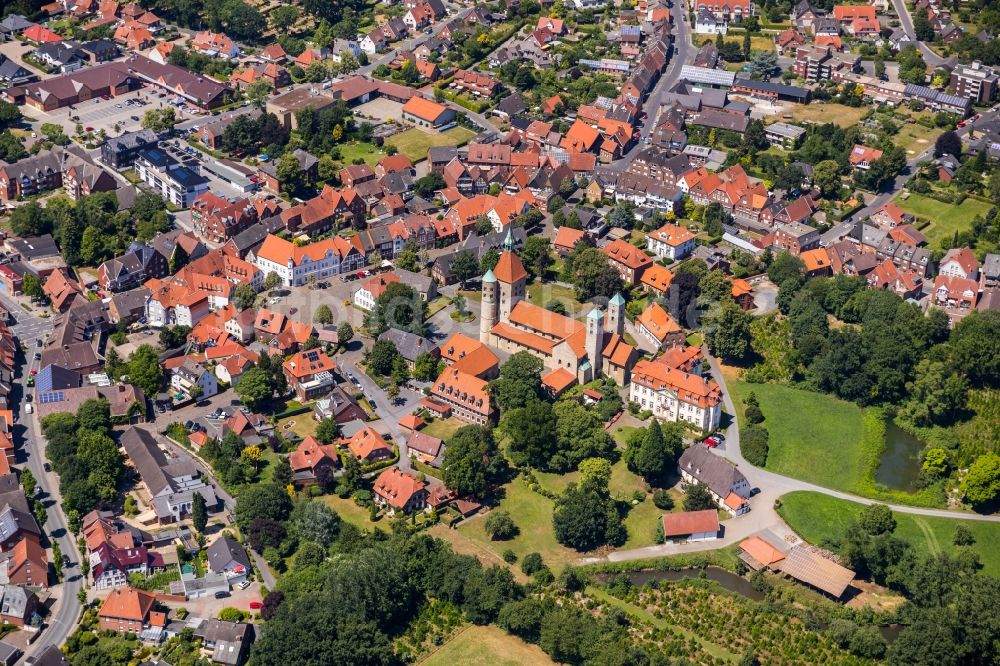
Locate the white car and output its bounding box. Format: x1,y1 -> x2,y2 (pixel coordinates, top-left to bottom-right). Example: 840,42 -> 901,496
237,580 -> 251,590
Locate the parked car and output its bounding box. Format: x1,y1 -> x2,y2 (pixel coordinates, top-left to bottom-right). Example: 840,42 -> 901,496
704,437 -> 719,448
237,580 -> 251,590
33,352 -> 40,360
24,394 -> 32,402
184,420 -> 194,430
214,591 -> 230,599
249,600 -> 263,610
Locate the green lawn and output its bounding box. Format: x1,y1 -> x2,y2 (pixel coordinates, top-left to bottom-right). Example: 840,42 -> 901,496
526,281 -> 582,315
386,126 -> 477,163
895,193 -> 994,251
423,625 -> 554,666
322,494 -> 380,532
274,414 -> 317,441
781,103 -> 867,128
778,491 -> 1000,576
334,140 -> 387,169
454,480 -> 579,570
729,381 -> 876,493
893,121 -> 944,158
421,417 -> 466,442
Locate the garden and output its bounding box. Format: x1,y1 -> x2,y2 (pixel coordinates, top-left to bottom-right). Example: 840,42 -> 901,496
894,192 -> 993,251
422,624 -> 555,666
385,126 -> 477,162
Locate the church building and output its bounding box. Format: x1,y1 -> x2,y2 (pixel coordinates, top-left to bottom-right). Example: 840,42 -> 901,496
479,235 -> 637,385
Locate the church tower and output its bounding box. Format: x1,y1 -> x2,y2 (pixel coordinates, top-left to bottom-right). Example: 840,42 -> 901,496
493,231 -> 526,321
585,306 -> 605,382
480,268 -> 497,343
607,293 -> 625,336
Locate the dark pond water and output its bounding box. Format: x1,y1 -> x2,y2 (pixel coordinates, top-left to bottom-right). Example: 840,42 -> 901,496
875,421 -> 926,492
596,566 -> 766,601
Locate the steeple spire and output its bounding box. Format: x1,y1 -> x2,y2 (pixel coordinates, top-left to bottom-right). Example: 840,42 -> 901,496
503,229 -> 514,252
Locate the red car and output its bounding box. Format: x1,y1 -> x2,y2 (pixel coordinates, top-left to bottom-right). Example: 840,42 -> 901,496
704,437 -> 719,448
29,369 -> 37,376
249,601 -> 263,610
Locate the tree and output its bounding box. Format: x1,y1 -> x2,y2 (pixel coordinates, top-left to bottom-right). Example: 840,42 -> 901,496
290,500 -> 341,544
901,359 -> 968,426
934,130 -> 961,159
567,246 -> 623,300
232,283 -> 257,310
234,483 -> 293,530
742,30 -> 751,58
412,352 -> 440,381
682,483 -> 717,511
858,503 -> 896,535
961,453 -> 1000,507
490,352 -> 542,411
22,273 -> 44,300
775,165 -> 804,192
341,455 -> 362,494
520,236 -> 552,279
579,457 -> 613,489
451,251 -> 479,289
365,282 -> 426,336
812,159 -> 843,197
244,78 -> 273,110
552,479 -> 624,551
337,322 -> 354,349
443,426 -> 498,497
264,271 -> 283,291
624,421 -> 682,485
192,492 -> 208,533
704,300 -> 753,362
484,510 -> 517,540
952,523 -> 975,546
767,251 -> 806,286
235,366 -> 274,409
276,151 -> 306,196
315,418 -> 340,444
913,10 -> 935,41
748,50 -> 777,80
127,345 -> 164,396
949,311 -> 1000,387
141,107 -> 177,133
503,399 -> 556,469
366,340 -> 398,376
270,5 -> 299,31
21,469 -> 35,497
314,304 -> 334,325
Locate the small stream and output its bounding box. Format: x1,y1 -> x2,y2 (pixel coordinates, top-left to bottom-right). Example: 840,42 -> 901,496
875,421 -> 926,492
594,566 -> 766,601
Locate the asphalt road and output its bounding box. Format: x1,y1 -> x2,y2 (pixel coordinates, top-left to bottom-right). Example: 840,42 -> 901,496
0,294 -> 82,662
891,0 -> 945,67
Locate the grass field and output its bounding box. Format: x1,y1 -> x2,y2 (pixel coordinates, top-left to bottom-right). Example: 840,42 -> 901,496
334,141 -> 387,169
893,121 -> 944,158
421,625 -> 554,666
778,491 -> 1000,576
526,282 -> 581,314
895,193 -> 994,251
322,494 -> 379,531
729,380 -> 876,493
421,417 -> 466,442
274,414 -> 317,441
782,103 -> 867,128
453,480 -> 579,569
386,126 -> 477,163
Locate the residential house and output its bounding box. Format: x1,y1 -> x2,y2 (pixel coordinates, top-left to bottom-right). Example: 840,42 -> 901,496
100,129 -> 159,169
206,537 -> 251,586
677,445 -> 751,513
378,328 -> 438,370
939,247 -> 979,279
282,349 -> 335,401
431,367 -> 493,424
661,509 -> 721,541
98,586 -> 154,633
635,302 -> 684,350
171,359 -> 218,400
192,31 -> 239,58
193,619 -> 256,666
289,436 -> 339,487
344,425 -> 394,464
603,239 -> 654,284
646,223 -> 696,260
373,467 -> 428,514
252,233 -> 365,287
312,387 -> 367,424
848,144 -> 883,170
134,148 -> 208,207
401,96 -> 456,127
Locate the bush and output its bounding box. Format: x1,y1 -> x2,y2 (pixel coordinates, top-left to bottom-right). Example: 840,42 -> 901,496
741,425 -> 769,467
652,489 -> 674,510
218,607 -> 249,622
502,549 -> 517,564
744,404 -> 764,424
520,552 -> 543,575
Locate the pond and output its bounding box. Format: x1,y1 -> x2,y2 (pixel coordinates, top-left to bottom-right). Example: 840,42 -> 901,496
595,566 -> 766,602
875,420 -> 926,492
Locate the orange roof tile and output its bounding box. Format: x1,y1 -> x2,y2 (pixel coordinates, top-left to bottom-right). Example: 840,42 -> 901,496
636,302 -> 680,343
493,250 -> 527,284
740,536 -> 785,567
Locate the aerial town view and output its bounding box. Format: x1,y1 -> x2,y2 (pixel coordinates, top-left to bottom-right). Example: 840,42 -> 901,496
0,0 -> 996,662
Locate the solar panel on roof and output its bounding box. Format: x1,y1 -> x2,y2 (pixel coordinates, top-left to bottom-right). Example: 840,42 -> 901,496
40,391 -> 65,404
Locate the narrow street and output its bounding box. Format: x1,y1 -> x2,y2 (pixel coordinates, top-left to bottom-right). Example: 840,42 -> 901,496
0,292 -> 82,660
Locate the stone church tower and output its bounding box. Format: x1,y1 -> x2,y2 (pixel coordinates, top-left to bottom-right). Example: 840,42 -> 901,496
479,268 -> 497,343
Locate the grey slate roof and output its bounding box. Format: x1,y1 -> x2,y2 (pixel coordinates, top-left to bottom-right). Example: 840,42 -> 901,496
678,445 -> 747,499
206,536 -> 251,574
378,328 -> 438,362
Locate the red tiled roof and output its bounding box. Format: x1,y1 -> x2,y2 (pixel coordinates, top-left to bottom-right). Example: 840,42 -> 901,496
661,509 -> 719,537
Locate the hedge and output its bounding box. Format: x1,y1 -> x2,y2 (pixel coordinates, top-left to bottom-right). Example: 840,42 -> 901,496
272,405 -> 312,420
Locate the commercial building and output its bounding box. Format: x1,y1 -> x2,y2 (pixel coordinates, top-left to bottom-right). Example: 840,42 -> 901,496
949,61 -> 997,104
134,148 -> 209,207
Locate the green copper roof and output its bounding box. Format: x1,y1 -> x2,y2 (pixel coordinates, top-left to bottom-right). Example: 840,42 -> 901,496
482,269 -> 497,283
587,307 -> 604,320
609,293 -> 625,306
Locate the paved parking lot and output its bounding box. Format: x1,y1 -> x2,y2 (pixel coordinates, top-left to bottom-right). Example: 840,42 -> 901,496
31,87 -> 201,135
354,98 -> 405,124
